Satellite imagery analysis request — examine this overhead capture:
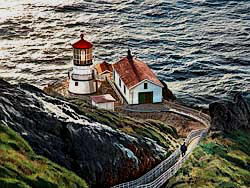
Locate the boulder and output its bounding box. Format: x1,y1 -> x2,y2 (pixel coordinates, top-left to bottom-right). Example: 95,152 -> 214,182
209,93 -> 250,132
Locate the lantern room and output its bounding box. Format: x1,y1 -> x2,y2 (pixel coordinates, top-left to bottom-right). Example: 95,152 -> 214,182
72,34 -> 93,66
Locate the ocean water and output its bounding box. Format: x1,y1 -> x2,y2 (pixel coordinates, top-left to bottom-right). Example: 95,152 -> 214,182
0,0 -> 249,108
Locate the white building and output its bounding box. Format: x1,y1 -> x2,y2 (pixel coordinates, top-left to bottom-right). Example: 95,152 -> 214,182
68,34 -> 97,94
112,50 -> 163,104
90,94 -> 116,111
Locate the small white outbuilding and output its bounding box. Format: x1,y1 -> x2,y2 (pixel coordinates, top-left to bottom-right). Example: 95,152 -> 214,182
90,94 -> 116,111
112,50 -> 164,104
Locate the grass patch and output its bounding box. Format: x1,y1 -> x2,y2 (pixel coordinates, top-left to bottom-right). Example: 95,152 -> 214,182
0,123 -> 88,188
166,130 -> 250,188
67,99 -> 179,152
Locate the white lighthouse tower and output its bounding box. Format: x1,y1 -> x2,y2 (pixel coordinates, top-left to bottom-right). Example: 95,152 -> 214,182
68,34 -> 97,94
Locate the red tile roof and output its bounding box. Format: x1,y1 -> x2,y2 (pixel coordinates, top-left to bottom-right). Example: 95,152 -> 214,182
113,57 -> 163,89
72,35 -> 93,49
96,61 -> 113,74
90,94 -> 116,104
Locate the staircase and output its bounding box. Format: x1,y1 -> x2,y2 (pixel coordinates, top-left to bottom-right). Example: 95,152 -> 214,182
107,78 -> 127,104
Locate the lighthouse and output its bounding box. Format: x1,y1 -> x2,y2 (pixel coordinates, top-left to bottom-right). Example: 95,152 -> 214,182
68,34 -> 97,94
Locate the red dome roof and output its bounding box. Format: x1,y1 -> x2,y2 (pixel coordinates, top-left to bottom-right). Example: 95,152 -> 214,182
72,34 -> 93,49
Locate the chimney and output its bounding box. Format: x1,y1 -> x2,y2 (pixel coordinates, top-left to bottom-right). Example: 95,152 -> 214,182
127,49 -> 140,82
127,49 -> 133,61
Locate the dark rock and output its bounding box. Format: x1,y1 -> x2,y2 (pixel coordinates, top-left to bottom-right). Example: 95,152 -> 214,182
0,79 -> 168,187
160,80 -> 176,101
209,93 -> 250,132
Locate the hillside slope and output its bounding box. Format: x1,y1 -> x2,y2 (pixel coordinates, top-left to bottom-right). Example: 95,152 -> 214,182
166,131 -> 250,188
0,79 -> 179,187
0,123 -> 88,188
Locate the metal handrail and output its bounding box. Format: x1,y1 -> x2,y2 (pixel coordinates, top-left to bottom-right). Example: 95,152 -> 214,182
112,101 -> 210,188
71,73 -> 93,81
135,129 -> 207,188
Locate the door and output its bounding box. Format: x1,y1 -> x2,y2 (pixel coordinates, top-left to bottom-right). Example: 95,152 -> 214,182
138,92 -> 153,104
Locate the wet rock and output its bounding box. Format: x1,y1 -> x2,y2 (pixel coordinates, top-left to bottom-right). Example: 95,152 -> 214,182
0,79 -> 168,187
209,93 -> 250,132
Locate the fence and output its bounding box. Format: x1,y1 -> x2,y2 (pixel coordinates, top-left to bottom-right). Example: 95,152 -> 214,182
112,101 -> 210,188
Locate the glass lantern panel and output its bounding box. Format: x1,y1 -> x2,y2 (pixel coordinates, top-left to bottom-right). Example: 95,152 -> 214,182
81,50 -> 86,62
87,48 -> 92,61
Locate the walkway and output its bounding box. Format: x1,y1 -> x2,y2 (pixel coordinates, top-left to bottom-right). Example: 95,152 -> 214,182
112,100 -> 210,188
123,103 -> 169,112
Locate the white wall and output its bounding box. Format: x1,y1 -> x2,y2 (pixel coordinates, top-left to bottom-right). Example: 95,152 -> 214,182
130,80 -> 162,104
92,101 -> 114,111
113,70 -> 129,103
69,79 -> 96,94
68,64 -> 97,94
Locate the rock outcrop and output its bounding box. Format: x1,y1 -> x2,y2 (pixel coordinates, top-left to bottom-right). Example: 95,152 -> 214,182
160,80 -> 176,101
0,79 -> 171,187
209,93 -> 250,132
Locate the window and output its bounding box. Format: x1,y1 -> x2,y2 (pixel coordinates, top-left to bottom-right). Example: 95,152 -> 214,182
124,85 -> 126,94
74,49 -> 82,64
119,78 -> 121,87
86,48 -> 92,61
81,50 -> 85,62
75,82 -> 78,86
144,83 -> 148,89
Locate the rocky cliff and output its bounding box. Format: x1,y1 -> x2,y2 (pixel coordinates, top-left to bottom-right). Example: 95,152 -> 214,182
209,93 -> 250,132
0,79 -> 178,187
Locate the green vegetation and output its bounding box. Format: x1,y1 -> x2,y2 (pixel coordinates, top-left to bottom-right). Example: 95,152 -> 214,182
167,130 -> 250,188
68,98 -> 179,152
0,123 -> 88,188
